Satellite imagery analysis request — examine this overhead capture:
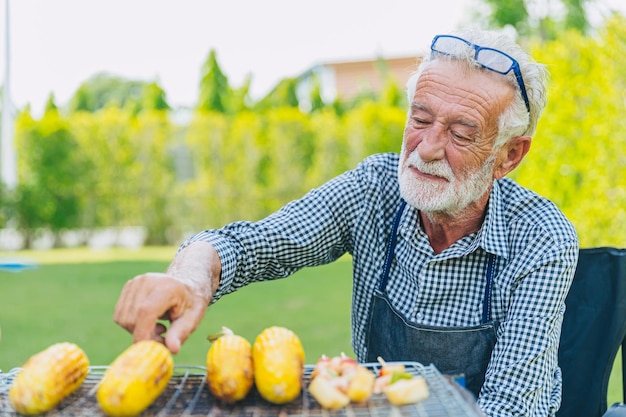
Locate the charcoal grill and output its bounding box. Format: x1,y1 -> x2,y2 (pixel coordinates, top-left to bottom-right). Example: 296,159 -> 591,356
0,362 -> 484,416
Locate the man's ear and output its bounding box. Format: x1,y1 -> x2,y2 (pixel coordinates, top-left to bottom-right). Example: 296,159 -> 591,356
494,136 -> 532,179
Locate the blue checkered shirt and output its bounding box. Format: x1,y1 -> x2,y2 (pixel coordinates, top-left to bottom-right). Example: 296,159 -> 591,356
181,152 -> 579,416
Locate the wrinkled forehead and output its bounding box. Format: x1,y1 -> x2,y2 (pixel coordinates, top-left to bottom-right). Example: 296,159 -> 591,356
416,60 -> 513,95
413,57 -> 518,103
412,60 -> 515,119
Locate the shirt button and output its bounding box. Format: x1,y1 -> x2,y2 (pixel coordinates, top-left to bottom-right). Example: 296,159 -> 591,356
416,312 -> 423,320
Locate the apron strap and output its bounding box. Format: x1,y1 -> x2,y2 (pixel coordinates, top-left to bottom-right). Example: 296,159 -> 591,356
482,253 -> 496,323
378,201 -> 497,324
378,200 -> 407,291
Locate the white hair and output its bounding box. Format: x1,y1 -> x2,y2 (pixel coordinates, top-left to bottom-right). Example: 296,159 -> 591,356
406,28 -> 549,146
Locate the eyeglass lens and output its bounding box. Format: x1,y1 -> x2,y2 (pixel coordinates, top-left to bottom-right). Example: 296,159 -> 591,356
432,36 -> 513,74
431,35 -> 530,114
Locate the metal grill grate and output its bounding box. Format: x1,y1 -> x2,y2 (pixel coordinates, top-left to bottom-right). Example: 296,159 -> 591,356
0,362 -> 484,416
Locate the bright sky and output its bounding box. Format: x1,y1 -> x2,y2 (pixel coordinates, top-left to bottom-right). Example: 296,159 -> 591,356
0,0 -> 479,114
1,0 -> 624,115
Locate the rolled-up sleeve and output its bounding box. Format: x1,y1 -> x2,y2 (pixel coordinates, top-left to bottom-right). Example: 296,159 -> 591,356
177,169 -> 363,302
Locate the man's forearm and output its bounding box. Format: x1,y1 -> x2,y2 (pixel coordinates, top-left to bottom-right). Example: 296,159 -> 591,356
166,240 -> 221,302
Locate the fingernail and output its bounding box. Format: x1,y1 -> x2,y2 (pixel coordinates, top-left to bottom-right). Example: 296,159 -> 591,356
167,338 -> 180,354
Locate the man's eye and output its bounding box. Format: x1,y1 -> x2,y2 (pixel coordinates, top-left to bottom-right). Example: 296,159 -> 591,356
451,132 -> 474,144
412,118 -> 429,126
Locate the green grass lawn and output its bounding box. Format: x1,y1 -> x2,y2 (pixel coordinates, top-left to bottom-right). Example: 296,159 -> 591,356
0,247 -> 622,406
0,247 -> 355,371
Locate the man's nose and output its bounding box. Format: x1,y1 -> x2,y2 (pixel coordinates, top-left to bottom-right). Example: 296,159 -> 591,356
417,126 -> 446,162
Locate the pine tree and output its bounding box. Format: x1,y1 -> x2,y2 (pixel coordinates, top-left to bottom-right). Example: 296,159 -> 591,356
197,49 -> 231,113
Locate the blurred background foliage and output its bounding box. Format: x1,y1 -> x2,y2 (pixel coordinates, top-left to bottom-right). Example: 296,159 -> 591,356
0,3 -> 624,249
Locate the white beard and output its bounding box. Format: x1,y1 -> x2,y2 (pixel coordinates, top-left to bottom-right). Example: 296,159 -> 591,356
397,148 -> 496,216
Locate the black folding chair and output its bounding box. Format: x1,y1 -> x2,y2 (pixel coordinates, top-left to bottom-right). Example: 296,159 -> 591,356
557,247 -> 626,417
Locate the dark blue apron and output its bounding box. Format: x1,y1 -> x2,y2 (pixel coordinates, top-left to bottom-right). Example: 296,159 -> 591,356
365,200 -> 499,397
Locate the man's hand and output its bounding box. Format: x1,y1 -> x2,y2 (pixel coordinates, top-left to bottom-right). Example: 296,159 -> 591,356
113,273 -> 210,354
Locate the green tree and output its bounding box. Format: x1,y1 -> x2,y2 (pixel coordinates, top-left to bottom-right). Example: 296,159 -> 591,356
230,74 -> 253,113
481,0 -> 593,38
68,85 -> 92,113
214,111 -> 265,221
511,15 -> 626,247
0,181 -> 12,227
180,110 -> 231,229
306,108 -> 350,189
142,82 -> 169,112
307,75 -> 326,113
343,102 -> 406,168
67,73 -> 162,113
261,108 -> 314,211
197,50 -> 231,113
254,78 -> 300,112
69,107 -> 142,231
44,93 -> 58,112
563,0 -> 589,33
130,110 -> 175,244
13,108 -> 89,247
379,77 -> 406,109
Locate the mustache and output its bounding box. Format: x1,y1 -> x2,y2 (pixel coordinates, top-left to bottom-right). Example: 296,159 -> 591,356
404,151 -> 454,180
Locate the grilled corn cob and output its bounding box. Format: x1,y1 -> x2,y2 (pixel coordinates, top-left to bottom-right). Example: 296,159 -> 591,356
252,326 -> 305,404
96,340 -> 174,417
206,326 -> 254,403
8,342 -> 90,415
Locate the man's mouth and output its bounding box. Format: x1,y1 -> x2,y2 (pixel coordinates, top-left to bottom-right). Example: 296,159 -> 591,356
410,166 -> 450,182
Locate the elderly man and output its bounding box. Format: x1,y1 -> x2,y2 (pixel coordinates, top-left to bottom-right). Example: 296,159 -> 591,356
114,28 -> 579,416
